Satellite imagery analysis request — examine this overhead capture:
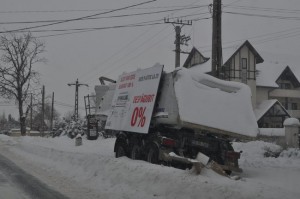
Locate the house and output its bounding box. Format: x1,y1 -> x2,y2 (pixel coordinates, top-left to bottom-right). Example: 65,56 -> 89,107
182,40 -> 291,128
222,40 -> 264,108
256,64 -> 300,122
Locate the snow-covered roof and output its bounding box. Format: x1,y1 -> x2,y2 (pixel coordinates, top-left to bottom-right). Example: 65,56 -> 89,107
254,99 -> 278,120
256,63 -> 300,88
256,63 -> 286,88
182,47 -> 209,68
187,40 -> 263,75
254,99 -> 290,122
174,67 -> 259,138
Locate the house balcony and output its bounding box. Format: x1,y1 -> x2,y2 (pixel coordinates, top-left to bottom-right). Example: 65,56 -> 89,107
287,110 -> 300,119
269,89 -> 300,99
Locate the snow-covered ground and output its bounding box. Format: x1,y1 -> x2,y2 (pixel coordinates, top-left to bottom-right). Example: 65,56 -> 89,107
0,135 -> 299,199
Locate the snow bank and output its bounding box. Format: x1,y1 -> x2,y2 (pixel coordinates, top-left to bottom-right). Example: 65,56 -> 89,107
1,136 -> 300,199
174,68 -> 259,138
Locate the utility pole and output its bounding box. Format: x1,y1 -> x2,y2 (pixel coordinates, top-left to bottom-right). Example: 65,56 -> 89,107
211,0 -> 223,78
164,18 -> 192,68
50,92 -> 54,131
68,79 -> 88,121
41,85 -> 45,136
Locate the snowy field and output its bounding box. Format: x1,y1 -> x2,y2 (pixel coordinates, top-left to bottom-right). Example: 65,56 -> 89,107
0,135 -> 299,199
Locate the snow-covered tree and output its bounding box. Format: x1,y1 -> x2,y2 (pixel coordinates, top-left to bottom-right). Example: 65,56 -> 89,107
0,32 -> 46,135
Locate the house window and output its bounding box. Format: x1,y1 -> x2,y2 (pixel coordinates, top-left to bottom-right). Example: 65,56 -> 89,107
279,83 -> 291,89
292,103 -> 298,110
241,58 -> 247,84
242,58 -> 247,69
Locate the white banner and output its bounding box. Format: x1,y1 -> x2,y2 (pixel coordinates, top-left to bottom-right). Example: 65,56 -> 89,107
105,64 -> 163,134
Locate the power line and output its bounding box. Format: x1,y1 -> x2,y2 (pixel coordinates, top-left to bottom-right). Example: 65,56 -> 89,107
223,11 -> 300,20
0,4 -> 209,14
0,5 -> 207,25
197,26 -> 300,54
17,22 -> 165,33
78,25 -> 155,80
226,5 -> 300,14
79,17 -> 210,82
94,29 -> 174,81
79,1 -> 208,82
34,15 -> 210,38
82,26 -> 170,83
0,0 -> 157,34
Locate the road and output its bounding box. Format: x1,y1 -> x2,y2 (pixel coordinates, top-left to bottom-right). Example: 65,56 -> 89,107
0,153 -> 70,199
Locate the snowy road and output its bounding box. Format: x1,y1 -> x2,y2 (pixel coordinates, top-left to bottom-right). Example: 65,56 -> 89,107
0,153 -> 69,199
0,135 -> 300,199
0,169 -> 31,199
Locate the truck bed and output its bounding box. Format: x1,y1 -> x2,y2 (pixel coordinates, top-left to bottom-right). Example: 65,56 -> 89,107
154,68 -> 259,139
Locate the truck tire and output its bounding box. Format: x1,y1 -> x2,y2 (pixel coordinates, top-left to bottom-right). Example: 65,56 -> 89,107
129,144 -> 141,160
146,143 -> 159,164
115,141 -> 128,158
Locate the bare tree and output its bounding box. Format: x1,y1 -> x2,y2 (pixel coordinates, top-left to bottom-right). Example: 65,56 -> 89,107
0,32 -> 45,135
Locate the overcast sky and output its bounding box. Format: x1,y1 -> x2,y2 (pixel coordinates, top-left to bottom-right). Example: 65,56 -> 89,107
1,0 -> 300,119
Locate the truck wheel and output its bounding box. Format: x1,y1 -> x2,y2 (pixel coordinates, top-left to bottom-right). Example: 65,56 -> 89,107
146,143 -> 159,164
129,144 -> 141,160
224,170 -> 232,175
115,141 -> 128,158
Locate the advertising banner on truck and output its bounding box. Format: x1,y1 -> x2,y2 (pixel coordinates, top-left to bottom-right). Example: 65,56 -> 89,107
105,64 -> 163,134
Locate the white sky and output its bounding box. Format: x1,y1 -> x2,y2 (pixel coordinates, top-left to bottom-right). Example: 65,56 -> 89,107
1,0 -> 300,119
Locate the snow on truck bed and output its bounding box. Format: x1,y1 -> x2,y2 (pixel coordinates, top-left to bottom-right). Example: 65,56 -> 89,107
174,67 -> 259,138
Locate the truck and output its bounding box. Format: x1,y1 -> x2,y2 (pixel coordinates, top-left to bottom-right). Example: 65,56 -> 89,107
95,64 -> 259,174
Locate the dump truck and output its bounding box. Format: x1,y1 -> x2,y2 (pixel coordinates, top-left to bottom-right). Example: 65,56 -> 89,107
95,64 -> 259,174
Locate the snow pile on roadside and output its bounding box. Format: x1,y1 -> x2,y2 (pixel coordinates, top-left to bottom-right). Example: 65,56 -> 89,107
280,148 -> 300,158
233,141 -> 300,168
0,135 -> 300,199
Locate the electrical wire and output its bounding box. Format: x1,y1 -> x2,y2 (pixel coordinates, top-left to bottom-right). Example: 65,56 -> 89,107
80,16 -> 211,82
78,2 -> 209,82
34,14 -> 210,38
223,11 -> 300,20
226,5 -> 300,14
87,28 -> 174,83
17,22 -> 165,33
82,26 -> 170,82
0,4 -> 209,14
78,25 -> 155,80
0,5 -> 207,25
0,0 -> 157,33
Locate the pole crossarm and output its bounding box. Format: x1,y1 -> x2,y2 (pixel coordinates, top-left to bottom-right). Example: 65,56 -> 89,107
164,18 -> 192,68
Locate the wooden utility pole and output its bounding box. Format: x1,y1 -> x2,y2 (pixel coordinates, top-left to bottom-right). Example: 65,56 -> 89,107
50,92 -> 54,131
164,18 -> 192,68
211,0 -> 223,78
68,79 -> 88,121
41,85 -> 45,136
